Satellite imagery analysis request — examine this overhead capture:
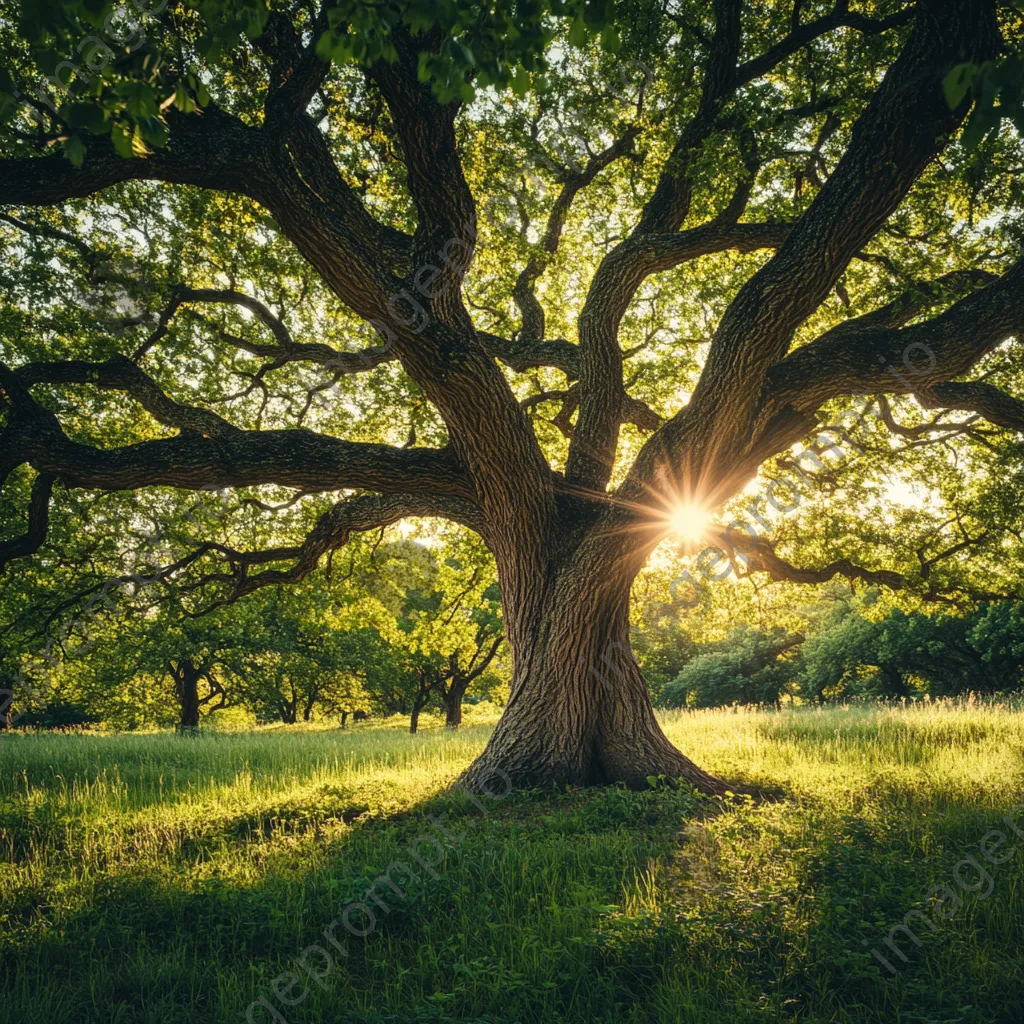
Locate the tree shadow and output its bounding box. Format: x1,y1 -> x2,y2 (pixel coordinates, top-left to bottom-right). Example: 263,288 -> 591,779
2,779 -> 720,1023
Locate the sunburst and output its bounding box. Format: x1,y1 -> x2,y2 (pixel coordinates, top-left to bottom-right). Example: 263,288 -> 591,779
666,501 -> 711,545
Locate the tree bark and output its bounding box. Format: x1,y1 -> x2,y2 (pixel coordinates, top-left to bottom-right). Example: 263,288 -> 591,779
302,687 -> 318,722
339,710 -> 349,730
463,539 -> 729,795
173,660 -> 202,733
442,675 -> 470,729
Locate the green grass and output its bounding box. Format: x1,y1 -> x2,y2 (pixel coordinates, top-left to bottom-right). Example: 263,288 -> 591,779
2,700 -> 1023,1023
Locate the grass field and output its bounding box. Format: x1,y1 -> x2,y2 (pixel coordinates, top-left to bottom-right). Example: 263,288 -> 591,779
2,700 -> 1023,1024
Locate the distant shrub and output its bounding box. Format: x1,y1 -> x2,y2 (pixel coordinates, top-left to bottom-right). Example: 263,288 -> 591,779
17,702 -> 98,731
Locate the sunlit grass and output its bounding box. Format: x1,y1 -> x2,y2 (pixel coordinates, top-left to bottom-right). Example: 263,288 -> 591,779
1,698 -> 1022,1023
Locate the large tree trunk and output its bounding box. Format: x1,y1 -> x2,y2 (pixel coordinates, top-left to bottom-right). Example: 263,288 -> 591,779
463,539 -> 728,795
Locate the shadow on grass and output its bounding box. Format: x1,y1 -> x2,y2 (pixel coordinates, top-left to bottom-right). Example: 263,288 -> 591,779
592,778 -> 1024,1024
1,781 -> 717,1024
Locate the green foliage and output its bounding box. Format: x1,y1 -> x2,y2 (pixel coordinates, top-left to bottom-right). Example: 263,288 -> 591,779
653,595 -> 1024,709
317,0 -> 623,103
801,599 -> 1024,702
12,700 -> 96,730
945,55 -> 1024,150
2,0 -> 267,165
661,625 -> 800,709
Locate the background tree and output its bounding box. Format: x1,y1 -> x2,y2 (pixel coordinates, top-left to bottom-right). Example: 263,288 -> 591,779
2,0 -> 1024,790
229,586 -> 378,724
661,625 -> 803,708
356,534 -> 505,730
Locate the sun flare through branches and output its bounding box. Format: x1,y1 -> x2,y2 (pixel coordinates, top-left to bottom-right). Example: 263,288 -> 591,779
666,502 -> 712,546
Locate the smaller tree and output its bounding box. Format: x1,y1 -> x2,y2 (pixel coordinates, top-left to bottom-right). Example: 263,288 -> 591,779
968,603 -> 1024,691
232,589 -> 378,725
167,657 -> 227,732
435,583 -> 505,728
662,626 -> 803,709
360,534 -> 506,731
88,599 -> 239,731
801,599 -> 1024,700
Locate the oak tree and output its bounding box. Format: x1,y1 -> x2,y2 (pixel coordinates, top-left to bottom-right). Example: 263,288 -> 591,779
2,0 -> 1024,791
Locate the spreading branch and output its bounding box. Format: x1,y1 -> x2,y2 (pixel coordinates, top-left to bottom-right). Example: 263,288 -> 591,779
619,0 -> 1001,509
198,492 -> 486,600
2,358 -> 471,498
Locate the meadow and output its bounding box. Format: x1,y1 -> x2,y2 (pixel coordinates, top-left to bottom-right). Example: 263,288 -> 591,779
1,700 -> 1022,1024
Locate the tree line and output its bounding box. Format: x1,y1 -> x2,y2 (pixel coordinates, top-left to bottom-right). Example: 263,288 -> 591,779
654,591 -> 1024,709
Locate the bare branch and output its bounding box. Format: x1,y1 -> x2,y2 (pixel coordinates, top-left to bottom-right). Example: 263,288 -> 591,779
515,127 -> 640,345
711,526 -> 1015,603
736,3 -> 915,84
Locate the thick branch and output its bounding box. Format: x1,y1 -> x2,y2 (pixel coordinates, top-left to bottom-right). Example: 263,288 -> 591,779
0,105 -> 267,205
566,220 -> 791,488
219,492 -> 485,599
1,361 -> 471,498
916,381 -> 1024,433
15,356 -> 241,438
766,256 -> 1024,414
636,0 -> 742,235
367,30 -> 476,316
622,0 -> 1001,506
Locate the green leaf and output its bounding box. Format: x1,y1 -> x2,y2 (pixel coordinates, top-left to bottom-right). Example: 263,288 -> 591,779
0,92 -> 19,125
316,30 -> 337,61
115,82 -> 158,119
130,123 -> 152,157
568,14 -> 588,48
961,99 -> 999,150
63,101 -> 106,133
403,7 -> 436,34
171,82 -> 196,114
63,134 -> 86,167
600,24 -> 622,53
510,67 -> 530,97
137,115 -> 169,148
110,121 -> 135,159
944,63 -> 977,110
